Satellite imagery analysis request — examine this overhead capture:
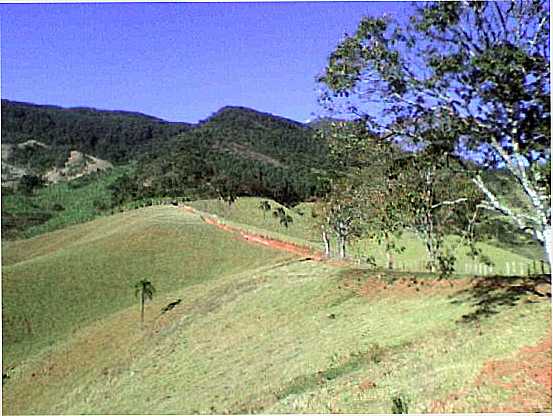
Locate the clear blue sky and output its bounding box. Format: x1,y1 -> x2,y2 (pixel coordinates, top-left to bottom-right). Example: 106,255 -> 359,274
1,2 -> 412,123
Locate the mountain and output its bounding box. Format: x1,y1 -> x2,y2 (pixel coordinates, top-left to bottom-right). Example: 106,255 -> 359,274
1,100 -> 332,234
1,99 -> 192,167
130,106 -> 331,205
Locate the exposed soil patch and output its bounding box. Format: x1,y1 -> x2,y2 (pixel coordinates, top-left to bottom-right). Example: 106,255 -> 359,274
187,208 -> 324,260
476,330 -> 552,413
430,331 -> 552,413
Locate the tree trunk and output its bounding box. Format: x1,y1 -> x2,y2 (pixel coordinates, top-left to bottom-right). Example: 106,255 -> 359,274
322,229 -> 331,258
385,236 -> 394,270
386,250 -> 394,270
425,239 -> 437,273
140,291 -> 145,326
339,234 -> 346,259
544,224 -> 552,265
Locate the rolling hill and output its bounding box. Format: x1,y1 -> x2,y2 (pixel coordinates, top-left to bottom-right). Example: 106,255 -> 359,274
2,204 -> 550,413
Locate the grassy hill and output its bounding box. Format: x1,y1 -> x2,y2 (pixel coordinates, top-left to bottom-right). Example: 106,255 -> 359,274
2,205 -> 550,413
2,206 -> 292,365
188,197 -> 548,275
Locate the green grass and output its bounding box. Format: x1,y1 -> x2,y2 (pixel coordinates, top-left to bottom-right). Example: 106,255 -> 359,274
189,197 -> 320,244
1,166 -> 132,239
188,197 -> 547,275
2,200 -> 550,414
4,254 -> 549,414
2,206 -> 291,365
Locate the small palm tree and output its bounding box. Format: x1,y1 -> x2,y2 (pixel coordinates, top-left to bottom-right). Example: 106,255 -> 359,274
258,200 -> 272,220
134,279 -> 156,326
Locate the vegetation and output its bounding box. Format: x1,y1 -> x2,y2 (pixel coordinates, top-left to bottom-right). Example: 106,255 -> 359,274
130,106 -> 331,206
1,99 -> 190,164
188,197 -> 545,274
2,206 -> 291,364
1,166 -> 133,239
2,4 -> 550,411
2,205 -> 550,413
134,280 -> 156,326
319,0 -> 551,263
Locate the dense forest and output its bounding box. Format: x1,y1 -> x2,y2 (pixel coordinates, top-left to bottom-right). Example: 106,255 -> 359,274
125,106 -> 331,205
1,100 -> 191,169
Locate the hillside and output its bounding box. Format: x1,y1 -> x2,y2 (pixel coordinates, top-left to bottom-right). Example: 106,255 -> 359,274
188,197 -> 549,272
2,206 -> 292,364
122,106 -> 331,205
2,205 -> 551,413
2,100 -> 330,209
1,99 -> 191,165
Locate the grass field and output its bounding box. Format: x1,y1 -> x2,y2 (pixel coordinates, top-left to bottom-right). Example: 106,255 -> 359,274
189,197 -> 547,275
2,206 -> 291,366
2,203 -> 551,414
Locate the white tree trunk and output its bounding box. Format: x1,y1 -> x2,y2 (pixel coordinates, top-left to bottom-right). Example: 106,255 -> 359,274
339,235 -> 346,259
544,224 -> 552,265
322,229 -> 331,258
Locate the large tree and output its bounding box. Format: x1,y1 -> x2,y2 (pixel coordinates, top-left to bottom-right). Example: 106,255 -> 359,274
319,0 -> 551,262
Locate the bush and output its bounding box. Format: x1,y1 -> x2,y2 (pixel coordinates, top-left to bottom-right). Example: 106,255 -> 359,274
391,394 -> 409,414
18,175 -> 45,195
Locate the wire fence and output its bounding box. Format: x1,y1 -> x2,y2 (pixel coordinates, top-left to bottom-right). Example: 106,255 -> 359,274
374,258 -> 551,276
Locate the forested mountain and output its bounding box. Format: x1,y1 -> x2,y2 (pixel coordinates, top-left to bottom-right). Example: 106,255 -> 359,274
2,100 -> 332,207
1,100 -> 191,167
118,106 -> 331,206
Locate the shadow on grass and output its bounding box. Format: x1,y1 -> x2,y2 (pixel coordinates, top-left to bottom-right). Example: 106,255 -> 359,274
450,274 -> 551,323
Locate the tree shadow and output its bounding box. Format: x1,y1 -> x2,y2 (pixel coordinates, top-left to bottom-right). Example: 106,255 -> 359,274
450,274 -> 551,323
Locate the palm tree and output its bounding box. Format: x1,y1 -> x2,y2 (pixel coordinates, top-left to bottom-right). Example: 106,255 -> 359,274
258,200 -> 271,220
134,279 -> 156,326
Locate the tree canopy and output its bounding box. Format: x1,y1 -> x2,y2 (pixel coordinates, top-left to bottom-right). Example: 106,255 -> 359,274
319,0 -> 551,262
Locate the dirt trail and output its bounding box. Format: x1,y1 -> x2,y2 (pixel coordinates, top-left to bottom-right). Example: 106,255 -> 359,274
181,205 -> 323,260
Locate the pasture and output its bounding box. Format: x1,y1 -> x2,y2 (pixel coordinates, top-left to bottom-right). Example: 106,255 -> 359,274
2,204 -> 550,414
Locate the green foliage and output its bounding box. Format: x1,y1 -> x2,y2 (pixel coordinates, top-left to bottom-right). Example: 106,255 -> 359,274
17,174 -> 45,195
1,166 -> 132,239
134,279 -> 156,324
258,200 -> 272,219
1,100 -> 190,163
319,0 -> 551,256
272,207 -> 294,228
134,279 -> 156,301
133,106 -> 331,206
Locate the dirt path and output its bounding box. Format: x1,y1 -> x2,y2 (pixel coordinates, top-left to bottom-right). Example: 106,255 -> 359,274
181,205 -> 324,260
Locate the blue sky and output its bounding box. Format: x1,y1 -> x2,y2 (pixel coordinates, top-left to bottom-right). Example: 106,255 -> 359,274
1,2 -> 413,123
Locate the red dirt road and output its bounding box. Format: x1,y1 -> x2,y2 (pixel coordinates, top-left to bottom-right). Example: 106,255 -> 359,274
182,206 -> 323,260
